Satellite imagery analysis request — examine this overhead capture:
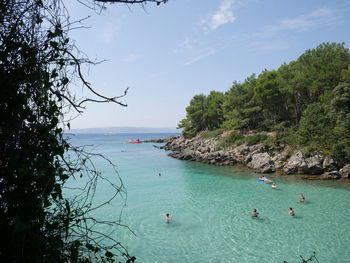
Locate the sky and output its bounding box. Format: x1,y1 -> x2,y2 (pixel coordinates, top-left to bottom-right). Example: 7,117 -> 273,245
66,0 -> 350,129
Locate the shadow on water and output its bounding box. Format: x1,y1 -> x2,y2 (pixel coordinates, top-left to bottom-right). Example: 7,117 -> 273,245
251,217 -> 268,223
165,222 -> 181,228
296,201 -> 312,205
164,220 -> 196,228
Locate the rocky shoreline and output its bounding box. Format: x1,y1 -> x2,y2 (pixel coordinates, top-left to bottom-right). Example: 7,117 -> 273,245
153,135 -> 350,179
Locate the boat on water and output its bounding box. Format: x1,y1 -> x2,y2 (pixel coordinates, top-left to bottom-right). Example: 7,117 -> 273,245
127,139 -> 142,143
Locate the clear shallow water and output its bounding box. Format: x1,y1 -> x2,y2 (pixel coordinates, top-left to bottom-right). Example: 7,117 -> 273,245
67,133 -> 350,263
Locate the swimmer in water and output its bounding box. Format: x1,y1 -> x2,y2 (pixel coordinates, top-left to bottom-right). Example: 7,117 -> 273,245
165,213 -> 172,223
271,183 -> 277,189
289,208 -> 295,216
251,209 -> 259,217
299,194 -> 305,202
263,176 -> 272,183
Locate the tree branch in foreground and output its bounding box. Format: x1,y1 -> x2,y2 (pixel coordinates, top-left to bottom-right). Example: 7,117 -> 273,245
95,0 -> 168,5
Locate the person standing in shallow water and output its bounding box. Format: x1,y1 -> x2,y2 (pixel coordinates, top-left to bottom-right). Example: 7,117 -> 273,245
166,213 -> 172,223
299,194 -> 305,202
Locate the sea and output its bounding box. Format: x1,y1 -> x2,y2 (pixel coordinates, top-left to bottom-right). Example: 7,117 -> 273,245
65,133 -> 350,263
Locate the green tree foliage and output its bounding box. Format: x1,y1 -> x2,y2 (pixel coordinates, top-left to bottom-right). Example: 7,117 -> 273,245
278,42 -> 350,122
178,94 -> 207,137
203,91 -> 224,130
254,70 -> 286,127
221,75 -> 263,130
277,61 -> 303,124
178,42 -> 350,162
341,65 -> 350,82
295,42 -> 350,100
296,102 -> 335,151
178,91 -> 224,137
330,82 -> 350,161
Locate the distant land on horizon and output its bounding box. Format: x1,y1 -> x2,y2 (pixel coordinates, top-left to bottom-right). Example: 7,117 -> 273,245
69,126 -> 181,134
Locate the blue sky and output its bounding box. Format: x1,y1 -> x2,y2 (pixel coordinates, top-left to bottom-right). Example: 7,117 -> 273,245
66,0 -> 350,129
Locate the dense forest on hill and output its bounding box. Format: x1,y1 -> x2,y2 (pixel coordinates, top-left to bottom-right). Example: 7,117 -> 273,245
178,42 -> 350,163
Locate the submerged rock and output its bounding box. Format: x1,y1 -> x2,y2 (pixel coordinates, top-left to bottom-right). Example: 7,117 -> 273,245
321,171 -> 341,180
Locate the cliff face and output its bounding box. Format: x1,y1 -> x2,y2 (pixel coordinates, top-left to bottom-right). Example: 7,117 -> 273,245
162,135 -> 350,179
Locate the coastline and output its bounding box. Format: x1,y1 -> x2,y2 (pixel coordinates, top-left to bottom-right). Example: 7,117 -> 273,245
149,134 -> 350,180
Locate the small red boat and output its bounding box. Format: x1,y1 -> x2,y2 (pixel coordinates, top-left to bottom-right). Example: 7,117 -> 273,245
127,139 -> 142,143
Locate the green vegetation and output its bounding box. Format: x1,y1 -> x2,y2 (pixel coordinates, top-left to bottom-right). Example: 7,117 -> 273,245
178,42 -> 350,163
178,91 -> 224,138
199,129 -> 225,139
0,0 -> 167,262
216,132 -> 273,149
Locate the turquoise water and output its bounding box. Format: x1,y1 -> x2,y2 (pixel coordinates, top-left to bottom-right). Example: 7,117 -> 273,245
67,133 -> 350,263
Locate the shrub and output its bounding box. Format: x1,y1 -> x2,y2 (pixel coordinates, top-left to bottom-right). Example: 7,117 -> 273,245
216,132 -> 244,149
200,129 -> 224,139
244,134 -> 268,145
226,132 -> 244,143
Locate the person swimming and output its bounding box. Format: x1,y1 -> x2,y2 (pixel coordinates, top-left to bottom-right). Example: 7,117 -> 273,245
271,183 -> 277,189
263,176 -> 273,183
165,213 -> 172,223
299,194 -> 305,202
289,208 -> 295,216
251,209 -> 259,217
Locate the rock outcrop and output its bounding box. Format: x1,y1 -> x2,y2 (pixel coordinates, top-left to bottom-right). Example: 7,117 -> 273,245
160,134 -> 348,179
339,165 -> 350,178
246,152 -> 275,173
143,136 -> 178,143
283,151 -> 308,174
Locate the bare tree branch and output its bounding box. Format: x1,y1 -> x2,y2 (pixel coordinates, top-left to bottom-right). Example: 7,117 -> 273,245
59,48 -> 129,109
95,0 -> 168,5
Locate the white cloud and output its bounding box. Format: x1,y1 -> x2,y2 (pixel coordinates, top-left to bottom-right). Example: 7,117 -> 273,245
241,7 -> 338,53
208,0 -> 236,30
182,6 -> 337,65
184,47 -> 217,66
265,8 -> 336,34
177,0 -> 236,65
